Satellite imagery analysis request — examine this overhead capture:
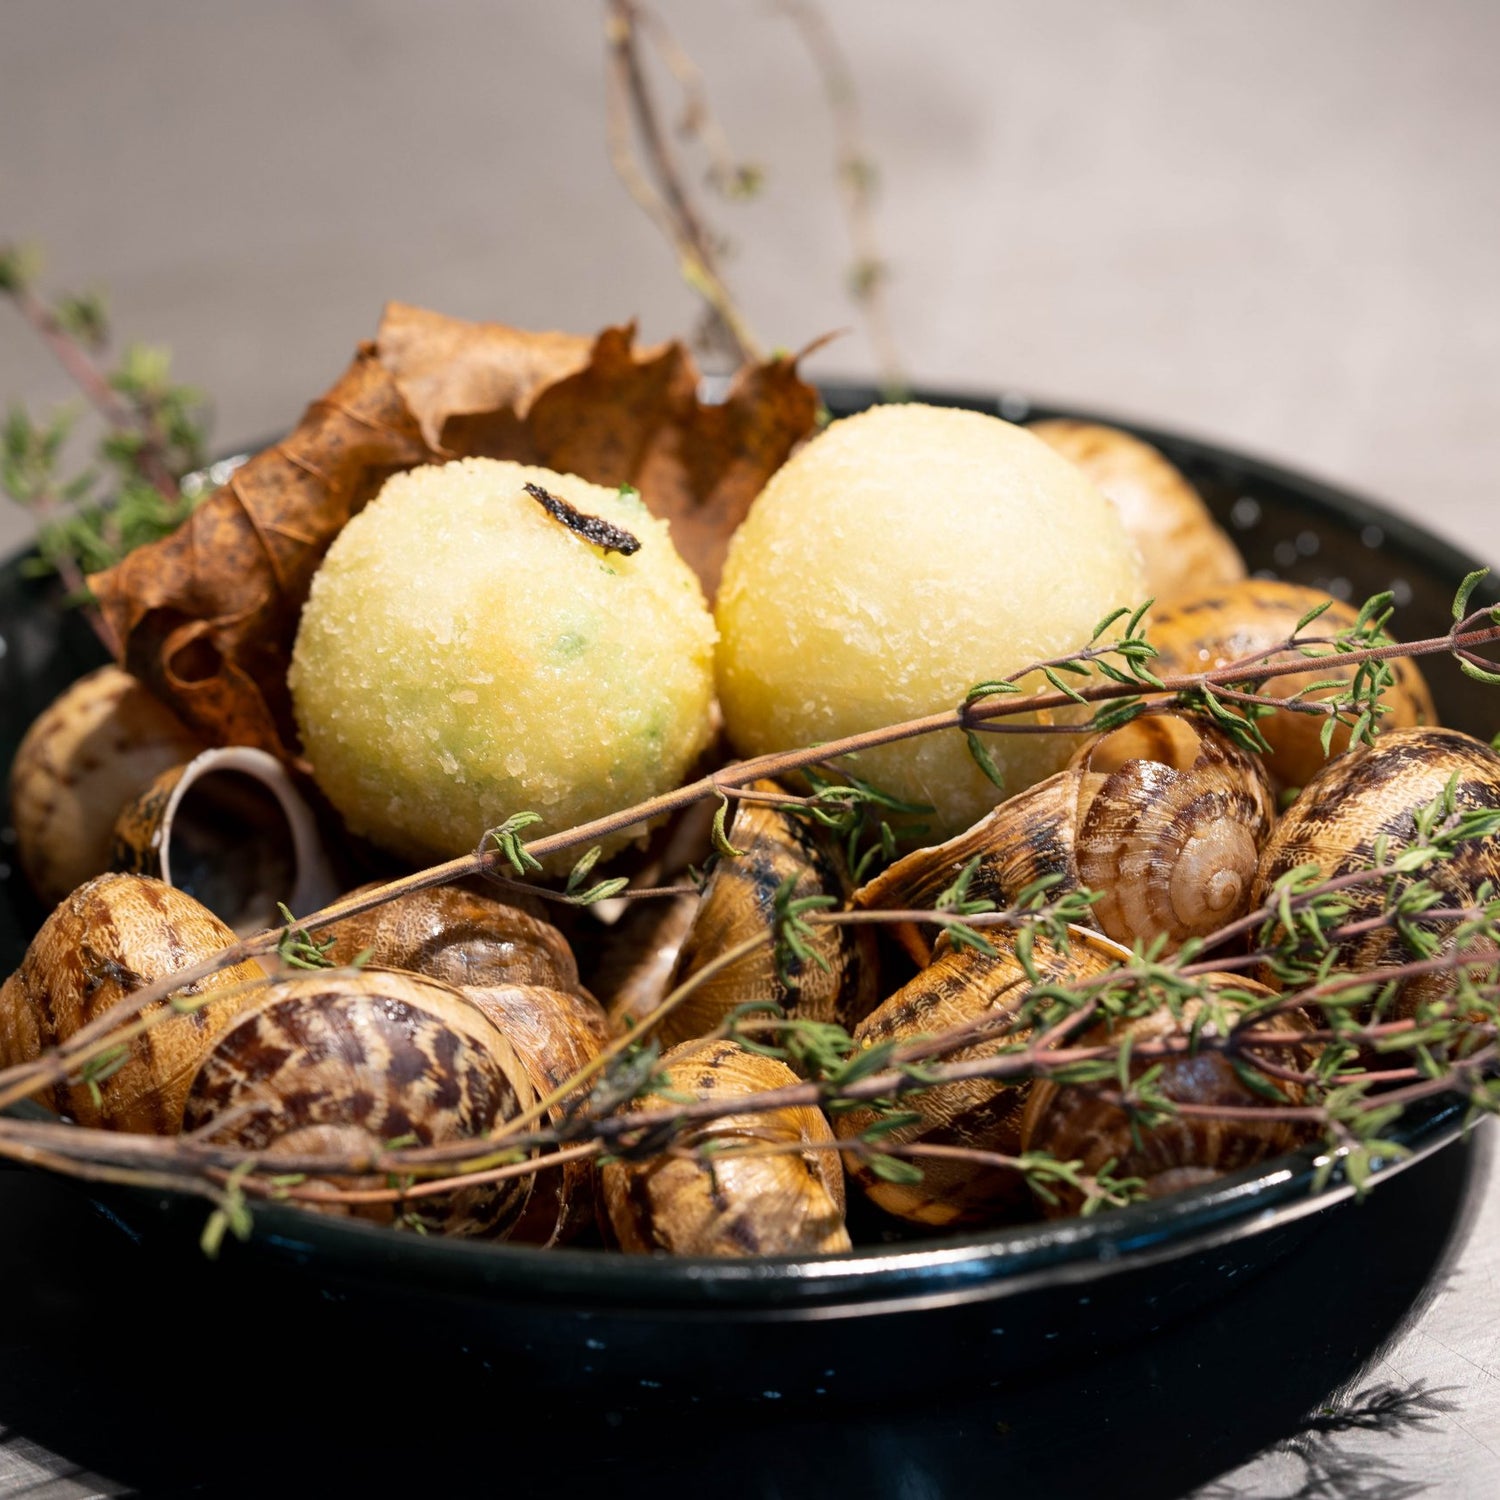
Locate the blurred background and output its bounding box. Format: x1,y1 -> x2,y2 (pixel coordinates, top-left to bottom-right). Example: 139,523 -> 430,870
2,0 -> 1497,558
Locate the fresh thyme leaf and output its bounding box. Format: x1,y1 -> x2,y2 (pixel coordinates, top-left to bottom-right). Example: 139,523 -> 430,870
711,791 -> 745,858
965,729 -> 1007,790
482,811 -> 544,877
275,902 -> 337,970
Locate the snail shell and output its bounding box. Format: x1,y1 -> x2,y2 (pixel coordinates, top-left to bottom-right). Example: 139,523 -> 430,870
1146,579 -> 1437,789
1251,726 -> 1500,1019
182,968 -> 537,1238
320,883 -> 586,997
600,1038 -> 850,1256
1021,976 -> 1317,1214
111,746 -> 340,935
655,781 -> 879,1051
317,883 -> 604,1244
1029,419 -> 1245,602
857,713 -> 1275,963
0,873 -> 262,1131
9,666 -> 207,908
835,925 -> 1131,1226
460,982 -> 608,1246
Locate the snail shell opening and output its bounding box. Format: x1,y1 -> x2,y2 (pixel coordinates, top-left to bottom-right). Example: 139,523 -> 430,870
1072,714 -> 1274,951
112,746 -> 340,935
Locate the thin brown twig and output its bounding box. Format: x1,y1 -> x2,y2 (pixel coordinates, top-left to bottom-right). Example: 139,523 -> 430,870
604,0 -> 761,363
773,0 -> 905,392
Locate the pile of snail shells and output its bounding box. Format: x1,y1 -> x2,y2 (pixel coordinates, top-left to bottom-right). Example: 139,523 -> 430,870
0,873 -> 570,1239
1,549 -> 1471,1255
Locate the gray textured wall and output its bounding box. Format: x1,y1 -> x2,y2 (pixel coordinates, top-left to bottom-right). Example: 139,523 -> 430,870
2,0 -> 1497,559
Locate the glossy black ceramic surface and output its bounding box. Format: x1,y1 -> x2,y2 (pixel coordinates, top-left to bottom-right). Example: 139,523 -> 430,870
2,386 -> 1496,1411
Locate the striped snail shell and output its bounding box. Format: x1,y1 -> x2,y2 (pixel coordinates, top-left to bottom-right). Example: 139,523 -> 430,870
1146,579 -> 1437,790
182,968 -> 537,1238
1028,419 -> 1245,603
600,1038 -> 850,1256
317,882 -> 605,1244
320,882 -> 586,997
654,780 -> 879,1052
0,873 -> 262,1131
461,981 -> 608,1246
835,925 -> 1131,1226
1020,975 -> 1317,1215
110,746 -> 340,935
9,666 -> 207,908
856,713 -> 1275,964
1251,726 -> 1500,1020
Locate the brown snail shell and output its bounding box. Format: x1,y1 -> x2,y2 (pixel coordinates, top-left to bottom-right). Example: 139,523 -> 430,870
320,882 -> 585,997
461,982 -> 609,1246
316,883 -> 605,1243
1251,726 -> 1500,1020
1029,419 -> 1245,602
0,873 -> 262,1131
835,925 -> 1131,1226
9,666 -> 208,908
856,713 -> 1275,963
182,968 -> 537,1238
655,781 -> 879,1051
600,1039 -> 850,1256
1021,976 -> 1317,1215
1146,579 -> 1437,790
111,746 -> 341,935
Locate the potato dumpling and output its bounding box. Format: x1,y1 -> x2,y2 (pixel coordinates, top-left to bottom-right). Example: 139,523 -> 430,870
290,459 -> 716,865
714,403 -> 1145,838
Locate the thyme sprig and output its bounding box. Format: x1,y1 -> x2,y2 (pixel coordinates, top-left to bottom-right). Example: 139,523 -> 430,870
1,245 -> 211,644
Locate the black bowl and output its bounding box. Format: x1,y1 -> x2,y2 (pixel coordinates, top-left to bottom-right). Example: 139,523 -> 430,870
2,386 -> 1496,1412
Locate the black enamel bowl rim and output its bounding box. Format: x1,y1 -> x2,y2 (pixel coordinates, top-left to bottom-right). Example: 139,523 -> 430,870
2,382 -> 1487,1317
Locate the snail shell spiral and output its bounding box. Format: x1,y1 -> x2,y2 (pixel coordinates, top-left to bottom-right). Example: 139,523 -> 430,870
318,884 -> 605,1244
856,713 -> 1274,962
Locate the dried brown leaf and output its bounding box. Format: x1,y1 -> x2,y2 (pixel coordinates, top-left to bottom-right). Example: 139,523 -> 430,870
89,305 -> 819,757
